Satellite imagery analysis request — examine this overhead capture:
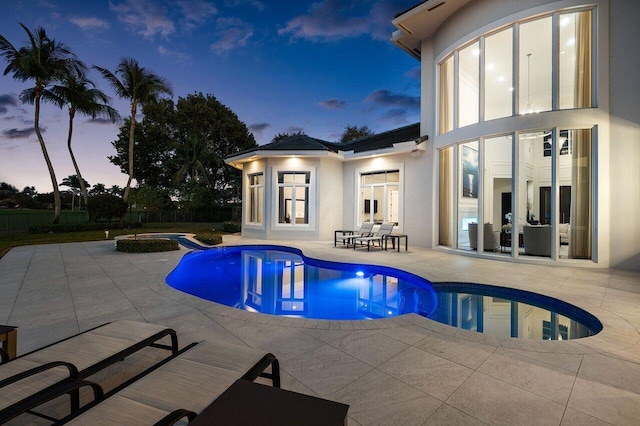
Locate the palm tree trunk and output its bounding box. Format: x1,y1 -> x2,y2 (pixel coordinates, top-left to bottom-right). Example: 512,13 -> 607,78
67,109 -> 88,208
123,102 -> 137,203
34,88 -> 62,224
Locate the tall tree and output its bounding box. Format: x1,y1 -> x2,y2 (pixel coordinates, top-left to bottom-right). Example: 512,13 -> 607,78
0,23 -> 83,223
109,185 -> 123,196
89,183 -> 107,195
109,100 -> 176,190
271,130 -> 305,143
109,93 -> 257,207
174,133 -> 211,186
93,57 -> 172,203
172,93 -> 256,205
48,68 -> 120,208
60,174 -> 90,211
339,124 -> 374,143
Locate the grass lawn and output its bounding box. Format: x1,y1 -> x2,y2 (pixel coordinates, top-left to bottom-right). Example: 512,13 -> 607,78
0,222 -> 225,260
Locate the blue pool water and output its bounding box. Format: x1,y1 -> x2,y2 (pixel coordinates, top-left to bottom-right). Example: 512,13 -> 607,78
166,245 -> 602,340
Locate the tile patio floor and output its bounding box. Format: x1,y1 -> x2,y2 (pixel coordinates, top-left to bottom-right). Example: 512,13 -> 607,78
1,236 -> 639,425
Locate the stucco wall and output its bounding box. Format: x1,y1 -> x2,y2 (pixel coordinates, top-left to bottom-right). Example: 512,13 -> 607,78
340,151 -> 432,247
318,157 -> 344,240
608,0 -> 640,269
414,0 -> 640,269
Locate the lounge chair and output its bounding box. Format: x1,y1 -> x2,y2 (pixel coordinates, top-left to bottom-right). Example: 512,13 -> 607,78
353,223 -> 395,251
335,222 -> 374,247
0,320 -> 179,423
65,340 -> 280,425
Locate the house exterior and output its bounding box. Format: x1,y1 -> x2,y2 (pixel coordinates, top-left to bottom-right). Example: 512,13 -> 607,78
227,0 -> 640,271
225,124 -> 428,242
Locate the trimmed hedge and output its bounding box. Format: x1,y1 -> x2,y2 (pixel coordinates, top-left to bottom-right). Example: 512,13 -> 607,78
87,194 -> 128,222
116,238 -> 179,253
194,232 -> 223,246
222,221 -> 241,233
29,222 -> 143,234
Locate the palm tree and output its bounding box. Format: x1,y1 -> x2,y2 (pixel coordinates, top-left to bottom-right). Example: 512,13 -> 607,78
60,174 -> 90,211
93,58 -> 172,203
48,68 -> 120,208
90,183 -> 107,195
109,185 -> 123,196
0,24 -> 83,224
174,133 -> 211,186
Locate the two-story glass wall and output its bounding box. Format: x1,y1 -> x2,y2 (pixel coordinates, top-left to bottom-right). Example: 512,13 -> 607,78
436,7 -> 595,262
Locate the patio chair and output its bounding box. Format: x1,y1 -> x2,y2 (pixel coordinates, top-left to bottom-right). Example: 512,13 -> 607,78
353,222 -> 395,251
0,320 -> 179,424
65,340 -> 281,425
335,221 -> 374,247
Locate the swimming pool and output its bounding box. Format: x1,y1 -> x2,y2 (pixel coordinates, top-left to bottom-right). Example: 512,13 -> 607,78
166,245 -> 602,340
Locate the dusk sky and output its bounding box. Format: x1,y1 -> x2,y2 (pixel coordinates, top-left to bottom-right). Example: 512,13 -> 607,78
0,0 -> 420,193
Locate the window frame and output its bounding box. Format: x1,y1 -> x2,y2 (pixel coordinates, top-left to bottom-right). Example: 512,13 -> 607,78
436,6 -> 595,135
272,166 -> 316,230
355,164 -> 404,230
246,172 -> 264,226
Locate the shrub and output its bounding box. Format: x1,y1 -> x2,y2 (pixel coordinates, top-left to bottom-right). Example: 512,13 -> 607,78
87,194 -> 128,222
222,221 -> 241,233
194,232 -> 223,246
116,238 -> 179,253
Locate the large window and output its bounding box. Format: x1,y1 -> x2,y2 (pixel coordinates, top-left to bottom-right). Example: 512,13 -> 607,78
458,141 -> 479,250
439,128 -> 593,261
458,41 -> 479,127
277,172 -> 310,225
519,17 -> 552,114
485,28 -> 513,120
359,170 -> 400,225
438,8 -> 593,134
247,173 -> 264,224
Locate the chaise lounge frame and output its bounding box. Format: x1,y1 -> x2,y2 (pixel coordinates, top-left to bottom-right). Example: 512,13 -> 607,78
64,339 -> 281,425
0,320 -> 179,424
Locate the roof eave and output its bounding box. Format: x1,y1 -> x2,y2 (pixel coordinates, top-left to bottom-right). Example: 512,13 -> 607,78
392,0 -> 473,60
341,139 -> 425,161
225,149 -> 343,169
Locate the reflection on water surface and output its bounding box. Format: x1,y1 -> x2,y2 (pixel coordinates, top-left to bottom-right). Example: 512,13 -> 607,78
167,246 -> 601,340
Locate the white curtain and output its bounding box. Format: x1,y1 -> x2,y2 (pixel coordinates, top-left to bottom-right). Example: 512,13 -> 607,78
439,147 -> 454,246
569,129 -> 592,259
439,57 -> 453,134
575,10 -> 592,108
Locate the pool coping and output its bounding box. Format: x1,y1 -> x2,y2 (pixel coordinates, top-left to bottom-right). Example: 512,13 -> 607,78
154,239 -> 639,357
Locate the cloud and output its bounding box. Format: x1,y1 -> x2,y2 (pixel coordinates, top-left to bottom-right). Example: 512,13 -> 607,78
381,108 -> 412,124
110,0 -> 175,39
249,122 -> 270,136
278,0 -> 369,42
68,16 -> 110,30
278,0 -> 416,42
226,0 -> 266,12
365,89 -> 419,110
177,0 -> 218,30
158,45 -> 191,63
284,126 -> 304,134
210,17 -> 254,54
2,127 -> 40,139
0,94 -> 18,114
405,66 -> 421,81
318,98 -> 347,110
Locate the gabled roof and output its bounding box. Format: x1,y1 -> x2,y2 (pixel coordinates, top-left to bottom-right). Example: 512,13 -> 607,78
225,123 -> 425,168
247,134 -> 341,154
340,123 -> 421,153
